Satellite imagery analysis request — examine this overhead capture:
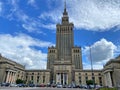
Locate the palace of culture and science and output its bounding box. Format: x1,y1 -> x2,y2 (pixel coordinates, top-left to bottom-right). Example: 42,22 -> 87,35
0,2 -> 120,87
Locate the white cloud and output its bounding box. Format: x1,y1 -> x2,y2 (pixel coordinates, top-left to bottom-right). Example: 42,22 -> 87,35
0,0 -> 44,33
27,0 -> 38,8
39,10 -> 62,23
39,0 -> 120,31
114,45 -> 120,56
0,2 -> 2,14
28,0 -> 35,4
1,0 -> 120,32
69,0 -> 120,31
83,38 -> 117,69
0,33 -> 54,69
83,62 -> 104,70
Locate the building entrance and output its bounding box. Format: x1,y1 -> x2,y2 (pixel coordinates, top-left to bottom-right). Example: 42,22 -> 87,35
56,73 -> 68,85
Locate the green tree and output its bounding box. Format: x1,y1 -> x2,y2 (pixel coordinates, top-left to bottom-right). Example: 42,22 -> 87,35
16,79 -> 23,84
86,80 -> 94,85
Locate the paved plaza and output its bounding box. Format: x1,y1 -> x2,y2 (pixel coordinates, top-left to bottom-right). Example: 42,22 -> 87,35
0,87 -> 87,90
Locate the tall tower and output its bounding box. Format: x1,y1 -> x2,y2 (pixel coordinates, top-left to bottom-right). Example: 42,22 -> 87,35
56,1 -> 74,61
47,1 -> 83,84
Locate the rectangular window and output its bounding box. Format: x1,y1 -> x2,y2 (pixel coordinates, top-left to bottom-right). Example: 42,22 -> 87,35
43,76 -> 45,83
85,77 -> 88,80
31,76 -> 33,80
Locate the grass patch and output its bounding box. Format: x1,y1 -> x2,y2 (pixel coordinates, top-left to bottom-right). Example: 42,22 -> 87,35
100,88 -> 117,90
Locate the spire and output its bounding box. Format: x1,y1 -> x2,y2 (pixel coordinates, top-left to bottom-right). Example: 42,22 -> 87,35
63,0 -> 68,16
62,0 -> 69,24
64,0 -> 66,12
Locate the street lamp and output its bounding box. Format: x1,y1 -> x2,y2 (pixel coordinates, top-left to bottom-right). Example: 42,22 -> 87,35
89,45 -> 94,87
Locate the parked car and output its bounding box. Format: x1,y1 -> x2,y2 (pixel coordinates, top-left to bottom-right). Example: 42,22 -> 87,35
46,83 -> 51,87
1,83 -> 10,87
81,85 -> 88,89
56,84 -> 62,88
10,83 -> 18,87
29,84 -> 35,87
17,83 -> 26,87
39,84 -> 46,87
51,84 -> 56,88
68,83 -> 76,88
36,84 -> 40,87
62,85 -> 68,88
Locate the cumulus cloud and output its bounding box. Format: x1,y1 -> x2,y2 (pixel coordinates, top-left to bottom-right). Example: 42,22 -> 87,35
0,33 -> 54,69
39,0 -> 120,31
115,45 -> 120,56
1,0 -> 120,32
83,38 -> 117,69
69,0 -> 120,31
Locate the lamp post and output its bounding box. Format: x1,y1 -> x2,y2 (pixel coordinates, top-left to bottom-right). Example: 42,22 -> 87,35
89,45 -> 94,88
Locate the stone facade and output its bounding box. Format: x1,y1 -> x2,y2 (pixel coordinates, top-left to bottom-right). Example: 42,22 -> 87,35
47,3 -> 83,85
74,70 -> 104,86
103,55 -> 120,87
25,70 -> 50,85
0,54 -> 25,84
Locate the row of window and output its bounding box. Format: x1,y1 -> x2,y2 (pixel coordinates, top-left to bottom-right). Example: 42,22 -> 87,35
18,71 -> 24,74
78,73 -> 101,76
49,50 -> 56,53
78,76 -> 102,84
73,50 -> 80,53
26,75 -> 46,83
49,50 -> 80,53
79,76 -> 102,80
26,72 -> 46,75
57,27 -> 73,32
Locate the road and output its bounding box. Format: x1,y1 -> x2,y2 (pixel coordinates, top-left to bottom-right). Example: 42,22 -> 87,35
0,87 -> 88,90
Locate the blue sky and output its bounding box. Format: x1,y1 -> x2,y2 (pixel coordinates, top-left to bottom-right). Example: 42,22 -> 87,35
0,0 -> 120,69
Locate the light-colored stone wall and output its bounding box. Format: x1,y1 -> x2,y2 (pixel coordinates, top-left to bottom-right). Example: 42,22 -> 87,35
25,70 -> 50,85
103,56 -> 120,87
0,55 -> 25,83
72,47 -> 83,69
75,70 -> 103,86
54,64 -> 72,84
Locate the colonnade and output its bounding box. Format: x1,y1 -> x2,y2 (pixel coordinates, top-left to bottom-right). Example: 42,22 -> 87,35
104,71 -> 113,87
56,73 -> 68,85
5,70 -> 16,83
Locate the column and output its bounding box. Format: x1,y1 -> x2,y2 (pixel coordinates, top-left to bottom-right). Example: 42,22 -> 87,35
56,73 -> 61,84
6,71 -> 10,83
104,73 -> 107,86
12,72 -> 16,83
107,72 -> 112,87
105,72 -> 112,87
9,72 -> 12,83
58,74 -> 61,83
56,73 -> 58,83
66,74 -> 68,85
59,73 -> 61,84
63,73 -> 64,85
12,73 -> 15,83
11,72 -> 14,83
